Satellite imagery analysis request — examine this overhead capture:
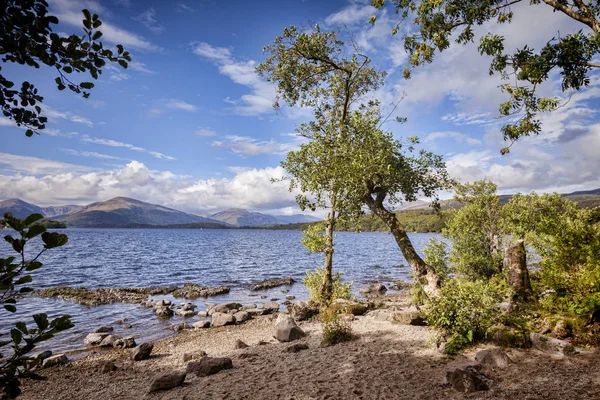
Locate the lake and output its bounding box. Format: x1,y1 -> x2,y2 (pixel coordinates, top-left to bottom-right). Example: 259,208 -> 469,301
0,228 -> 441,354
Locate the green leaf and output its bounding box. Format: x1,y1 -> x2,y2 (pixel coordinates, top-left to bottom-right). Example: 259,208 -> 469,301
41,232 -> 68,249
33,314 -> 49,331
80,82 -> 94,90
4,305 -> 16,313
92,31 -> 102,40
118,59 -> 128,69
26,224 -> 46,239
15,321 -> 28,334
10,329 -> 22,345
15,275 -> 32,285
24,214 -> 45,226
25,261 -> 43,272
82,9 -> 92,20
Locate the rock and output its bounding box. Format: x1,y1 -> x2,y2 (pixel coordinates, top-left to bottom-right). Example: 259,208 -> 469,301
285,295 -> 295,300
281,289 -> 289,293
530,333 -> 576,356
114,319 -> 124,324
123,323 -> 133,329
42,354 -> 68,368
84,332 -> 109,346
475,349 -> 512,370
181,303 -> 196,311
155,306 -> 174,318
359,286 -> 371,294
186,357 -> 233,377
446,362 -> 490,393
245,308 -> 269,317
148,372 -> 186,392
283,301 -> 291,306
240,304 -> 258,311
208,302 -> 242,316
37,350 -> 53,362
180,350 -> 207,364
249,277 -> 295,291
175,308 -> 196,318
552,320 -> 571,339
234,339 -> 249,349
371,283 -> 387,292
274,315 -> 305,342
341,314 -> 355,322
154,299 -> 172,307
171,283 -> 229,299
197,311 -> 208,318
95,326 -> 113,333
285,342 -> 309,353
540,318 -> 552,334
342,303 -> 368,316
98,361 -> 117,373
486,324 -> 531,348
261,302 -> 280,314
131,342 -> 154,361
233,311 -> 251,323
193,320 -> 211,329
392,311 -> 427,326
172,322 -> 191,332
99,334 -> 121,347
260,295 -> 267,299
114,336 -> 136,348
287,301 -> 319,321
360,283 -> 387,296
211,312 -> 236,327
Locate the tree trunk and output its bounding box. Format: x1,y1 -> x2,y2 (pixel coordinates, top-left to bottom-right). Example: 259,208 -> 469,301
504,239 -> 533,309
363,194 -> 440,298
321,208 -> 335,302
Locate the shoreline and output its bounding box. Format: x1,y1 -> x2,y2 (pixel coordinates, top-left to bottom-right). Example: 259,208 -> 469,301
18,293 -> 600,399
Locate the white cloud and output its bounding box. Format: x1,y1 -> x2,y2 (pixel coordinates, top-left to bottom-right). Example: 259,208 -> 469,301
0,160 -> 299,213
135,8 -> 165,34
424,131 -> 482,146
325,3 -> 375,26
43,105 -> 94,127
129,61 -> 155,74
165,99 -> 198,112
212,135 -> 303,156
194,128 -> 217,137
81,135 -> 176,160
0,153 -> 94,175
192,42 -> 276,115
176,3 -> 195,12
62,148 -> 127,160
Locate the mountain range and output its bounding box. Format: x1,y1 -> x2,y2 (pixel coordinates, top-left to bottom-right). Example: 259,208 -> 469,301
0,197 -> 321,228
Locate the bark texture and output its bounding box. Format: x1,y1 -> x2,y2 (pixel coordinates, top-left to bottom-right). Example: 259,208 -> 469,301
321,208 -> 335,301
504,239 -> 533,308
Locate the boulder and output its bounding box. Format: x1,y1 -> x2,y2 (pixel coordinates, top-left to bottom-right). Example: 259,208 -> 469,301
154,299 -> 172,307
99,334 -> 121,347
240,304 -> 258,311
175,308 -> 196,318
181,303 -> 196,311
211,312 -> 236,327
98,361 -> 117,373
233,311 -> 251,324
342,303 -> 368,316
42,354 -> 68,368
446,362 -> 490,393
155,306 -> 174,318
95,326 -> 113,333
172,322 -> 191,332
148,372 -> 186,392
193,320 -> 211,329
261,302 -> 280,314
123,323 -> 133,329
180,350 -> 207,364
552,320 -> 571,339
249,277 -> 295,291
287,301 -> 319,321
285,342 -> 309,353
37,350 -> 53,362
274,315 -> 305,342
186,357 -> 233,377
359,286 -> 371,294
530,333 -> 576,356
114,336 -> 136,348
208,302 -> 242,316
392,311 -> 427,326
486,324 -> 531,348
285,295 -> 295,300
475,349 -> 512,370
234,339 -> 249,349
371,283 -> 387,292
245,308 -> 270,317
131,342 -> 154,361
84,332 -> 109,346
197,311 -> 208,318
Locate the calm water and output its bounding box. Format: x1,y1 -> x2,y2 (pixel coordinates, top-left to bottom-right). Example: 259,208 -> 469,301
0,228 -> 441,354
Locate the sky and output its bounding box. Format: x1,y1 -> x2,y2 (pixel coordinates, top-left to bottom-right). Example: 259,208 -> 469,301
1,0 -> 600,215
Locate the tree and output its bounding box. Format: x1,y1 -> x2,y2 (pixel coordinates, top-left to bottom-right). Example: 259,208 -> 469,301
1,213 -> 72,399
1,0 -> 131,136
370,0 -> 600,154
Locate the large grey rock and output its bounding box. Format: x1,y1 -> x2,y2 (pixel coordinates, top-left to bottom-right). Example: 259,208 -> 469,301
186,357 -> 233,377
261,302 -> 280,314
95,326 -> 113,333
475,349 -> 512,370
211,312 -> 236,327
287,301 -> 319,321
84,332 -> 109,346
114,336 -> 136,348
392,310 -> 427,326
274,315 -> 305,342
154,299 -> 172,307
171,322 -> 191,332
233,311 -> 251,323
42,354 -> 68,368
530,333 -> 576,356
245,308 -> 270,317
155,306 -> 174,318
208,302 -> 242,316
175,308 -> 196,318
148,372 -> 186,392
193,320 -> 211,329
446,362 -> 490,393
180,350 -> 207,364
99,334 -> 121,347
249,277 -> 295,291
131,342 -> 154,361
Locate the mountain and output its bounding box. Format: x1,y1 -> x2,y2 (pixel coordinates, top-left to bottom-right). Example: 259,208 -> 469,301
0,199 -> 45,219
42,205 -> 83,217
52,197 -> 221,227
210,208 -> 281,227
274,214 -> 321,224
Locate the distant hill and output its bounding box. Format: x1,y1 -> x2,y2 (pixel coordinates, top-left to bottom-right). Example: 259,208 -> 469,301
274,214 -> 321,224
210,208 -> 282,227
53,197 -> 221,227
0,199 -> 45,219
42,205 -> 83,217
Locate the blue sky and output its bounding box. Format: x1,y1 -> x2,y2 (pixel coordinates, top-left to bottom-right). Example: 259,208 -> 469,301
1,0 -> 600,215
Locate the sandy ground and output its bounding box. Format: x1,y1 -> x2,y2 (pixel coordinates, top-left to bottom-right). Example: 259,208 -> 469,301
19,300 -> 600,400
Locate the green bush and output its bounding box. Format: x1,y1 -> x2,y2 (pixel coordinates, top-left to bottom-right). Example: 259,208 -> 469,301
424,279 -> 504,353
320,306 -> 353,347
304,267 -> 352,305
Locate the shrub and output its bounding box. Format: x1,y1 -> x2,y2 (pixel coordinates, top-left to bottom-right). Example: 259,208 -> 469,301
1,213 -> 73,398
423,238 -> 450,282
304,267 -> 352,305
424,279 -> 504,353
320,306 -> 353,347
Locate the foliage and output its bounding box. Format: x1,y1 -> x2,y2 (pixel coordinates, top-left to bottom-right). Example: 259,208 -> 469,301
303,267 -> 352,305
424,279 -> 505,353
1,213 -> 73,399
1,0 -> 131,136
423,238 -> 450,282
371,0 -> 600,153
320,306 -> 353,347
444,181 -> 504,280
300,223 -> 329,253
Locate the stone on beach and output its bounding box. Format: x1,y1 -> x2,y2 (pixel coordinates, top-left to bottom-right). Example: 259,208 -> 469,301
475,349 -> 512,370
193,320 -> 211,329
42,354 -> 68,368
446,362 -> 490,393
211,312 -> 236,327
186,357 -> 233,377
131,342 -> 154,361
114,336 -> 137,348
274,315 -> 305,342
99,334 -> 121,347
249,277 -> 295,291
148,372 -> 186,392
84,332 -> 109,346
233,311 -> 251,323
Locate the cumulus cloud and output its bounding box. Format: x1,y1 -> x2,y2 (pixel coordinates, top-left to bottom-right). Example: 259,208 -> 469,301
0,153 -> 95,175
424,131 -> 482,146
165,99 -> 198,112
194,128 -> 217,137
211,135 -> 304,156
0,159 -> 299,213
80,135 -> 176,160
